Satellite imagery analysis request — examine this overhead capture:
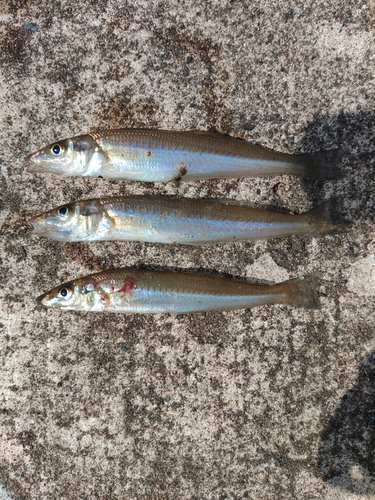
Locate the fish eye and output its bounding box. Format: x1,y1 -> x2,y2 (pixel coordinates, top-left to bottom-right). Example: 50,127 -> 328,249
51,144 -> 64,155
58,287 -> 72,299
56,206 -> 69,218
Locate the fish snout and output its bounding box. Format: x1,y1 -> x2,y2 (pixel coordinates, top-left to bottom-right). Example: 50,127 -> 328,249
29,215 -> 48,236
36,291 -> 49,307
25,151 -> 44,173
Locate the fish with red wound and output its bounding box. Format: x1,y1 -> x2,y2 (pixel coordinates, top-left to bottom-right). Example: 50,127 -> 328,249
116,277 -> 136,294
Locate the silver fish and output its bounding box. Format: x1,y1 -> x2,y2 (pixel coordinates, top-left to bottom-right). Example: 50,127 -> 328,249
30,196 -> 346,245
26,129 -> 342,181
38,269 -> 320,314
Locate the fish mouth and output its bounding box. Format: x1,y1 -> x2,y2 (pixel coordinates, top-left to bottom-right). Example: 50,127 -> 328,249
36,291 -> 49,307
25,152 -> 46,173
29,217 -> 48,236
27,164 -> 42,173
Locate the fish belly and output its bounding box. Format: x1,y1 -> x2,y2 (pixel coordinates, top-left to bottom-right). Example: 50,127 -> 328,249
106,288 -> 279,314
99,148 -> 300,181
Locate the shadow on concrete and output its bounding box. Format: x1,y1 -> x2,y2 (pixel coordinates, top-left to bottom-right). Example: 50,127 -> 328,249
317,352 -> 375,493
299,109 -> 375,223
298,110 -> 375,492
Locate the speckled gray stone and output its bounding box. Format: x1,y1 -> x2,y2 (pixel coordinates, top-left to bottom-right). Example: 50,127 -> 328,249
0,1 -> 375,499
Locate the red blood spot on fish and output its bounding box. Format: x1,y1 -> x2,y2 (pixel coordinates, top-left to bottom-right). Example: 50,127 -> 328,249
111,286 -> 115,293
117,277 -> 136,294
101,297 -> 106,303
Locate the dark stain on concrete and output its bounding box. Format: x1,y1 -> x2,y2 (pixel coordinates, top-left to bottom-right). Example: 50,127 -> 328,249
65,242 -> 106,271
0,0 -> 35,14
154,26 -> 235,131
99,94 -> 159,128
0,25 -> 29,71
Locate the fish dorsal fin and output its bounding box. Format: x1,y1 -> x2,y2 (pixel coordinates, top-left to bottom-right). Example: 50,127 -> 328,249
200,198 -> 256,208
186,130 -> 246,142
199,198 -> 295,214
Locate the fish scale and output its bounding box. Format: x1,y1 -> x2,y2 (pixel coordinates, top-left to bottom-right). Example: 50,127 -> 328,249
38,269 -> 321,314
95,129 -> 308,181
26,128 -> 343,181
31,196 -> 346,244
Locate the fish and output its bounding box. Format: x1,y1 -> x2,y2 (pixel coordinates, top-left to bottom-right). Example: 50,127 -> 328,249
30,196 -> 346,245
26,129 -> 343,181
38,269 -> 320,314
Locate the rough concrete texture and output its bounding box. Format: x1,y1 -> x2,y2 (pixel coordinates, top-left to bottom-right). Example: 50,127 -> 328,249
0,0 -> 375,498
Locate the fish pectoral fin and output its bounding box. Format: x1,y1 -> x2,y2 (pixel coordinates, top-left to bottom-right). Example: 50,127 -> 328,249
94,282 -> 115,299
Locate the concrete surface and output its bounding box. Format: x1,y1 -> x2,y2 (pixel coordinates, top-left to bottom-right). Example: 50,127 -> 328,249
0,0 -> 375,498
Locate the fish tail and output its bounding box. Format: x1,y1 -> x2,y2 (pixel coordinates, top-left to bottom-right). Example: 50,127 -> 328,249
294,148 -> 346,180
305,197 -> 348,235
274,274 -> 321,310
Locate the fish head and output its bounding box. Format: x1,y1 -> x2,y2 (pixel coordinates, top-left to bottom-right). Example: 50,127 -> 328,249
30,201 -> 101,241
26,135 -> 99,175
38,277 -> 99,311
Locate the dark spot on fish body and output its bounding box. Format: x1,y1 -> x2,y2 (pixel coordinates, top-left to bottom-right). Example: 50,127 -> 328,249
179,164 -> 187,176
116,277 -> 136,294
174,163 -> 188,181
147,151 -> 152,156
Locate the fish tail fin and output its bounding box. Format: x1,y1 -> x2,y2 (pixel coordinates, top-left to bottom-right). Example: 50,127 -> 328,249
305,197 -> 348,235
274,274 -> 321,310
294,148 -> 346,180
